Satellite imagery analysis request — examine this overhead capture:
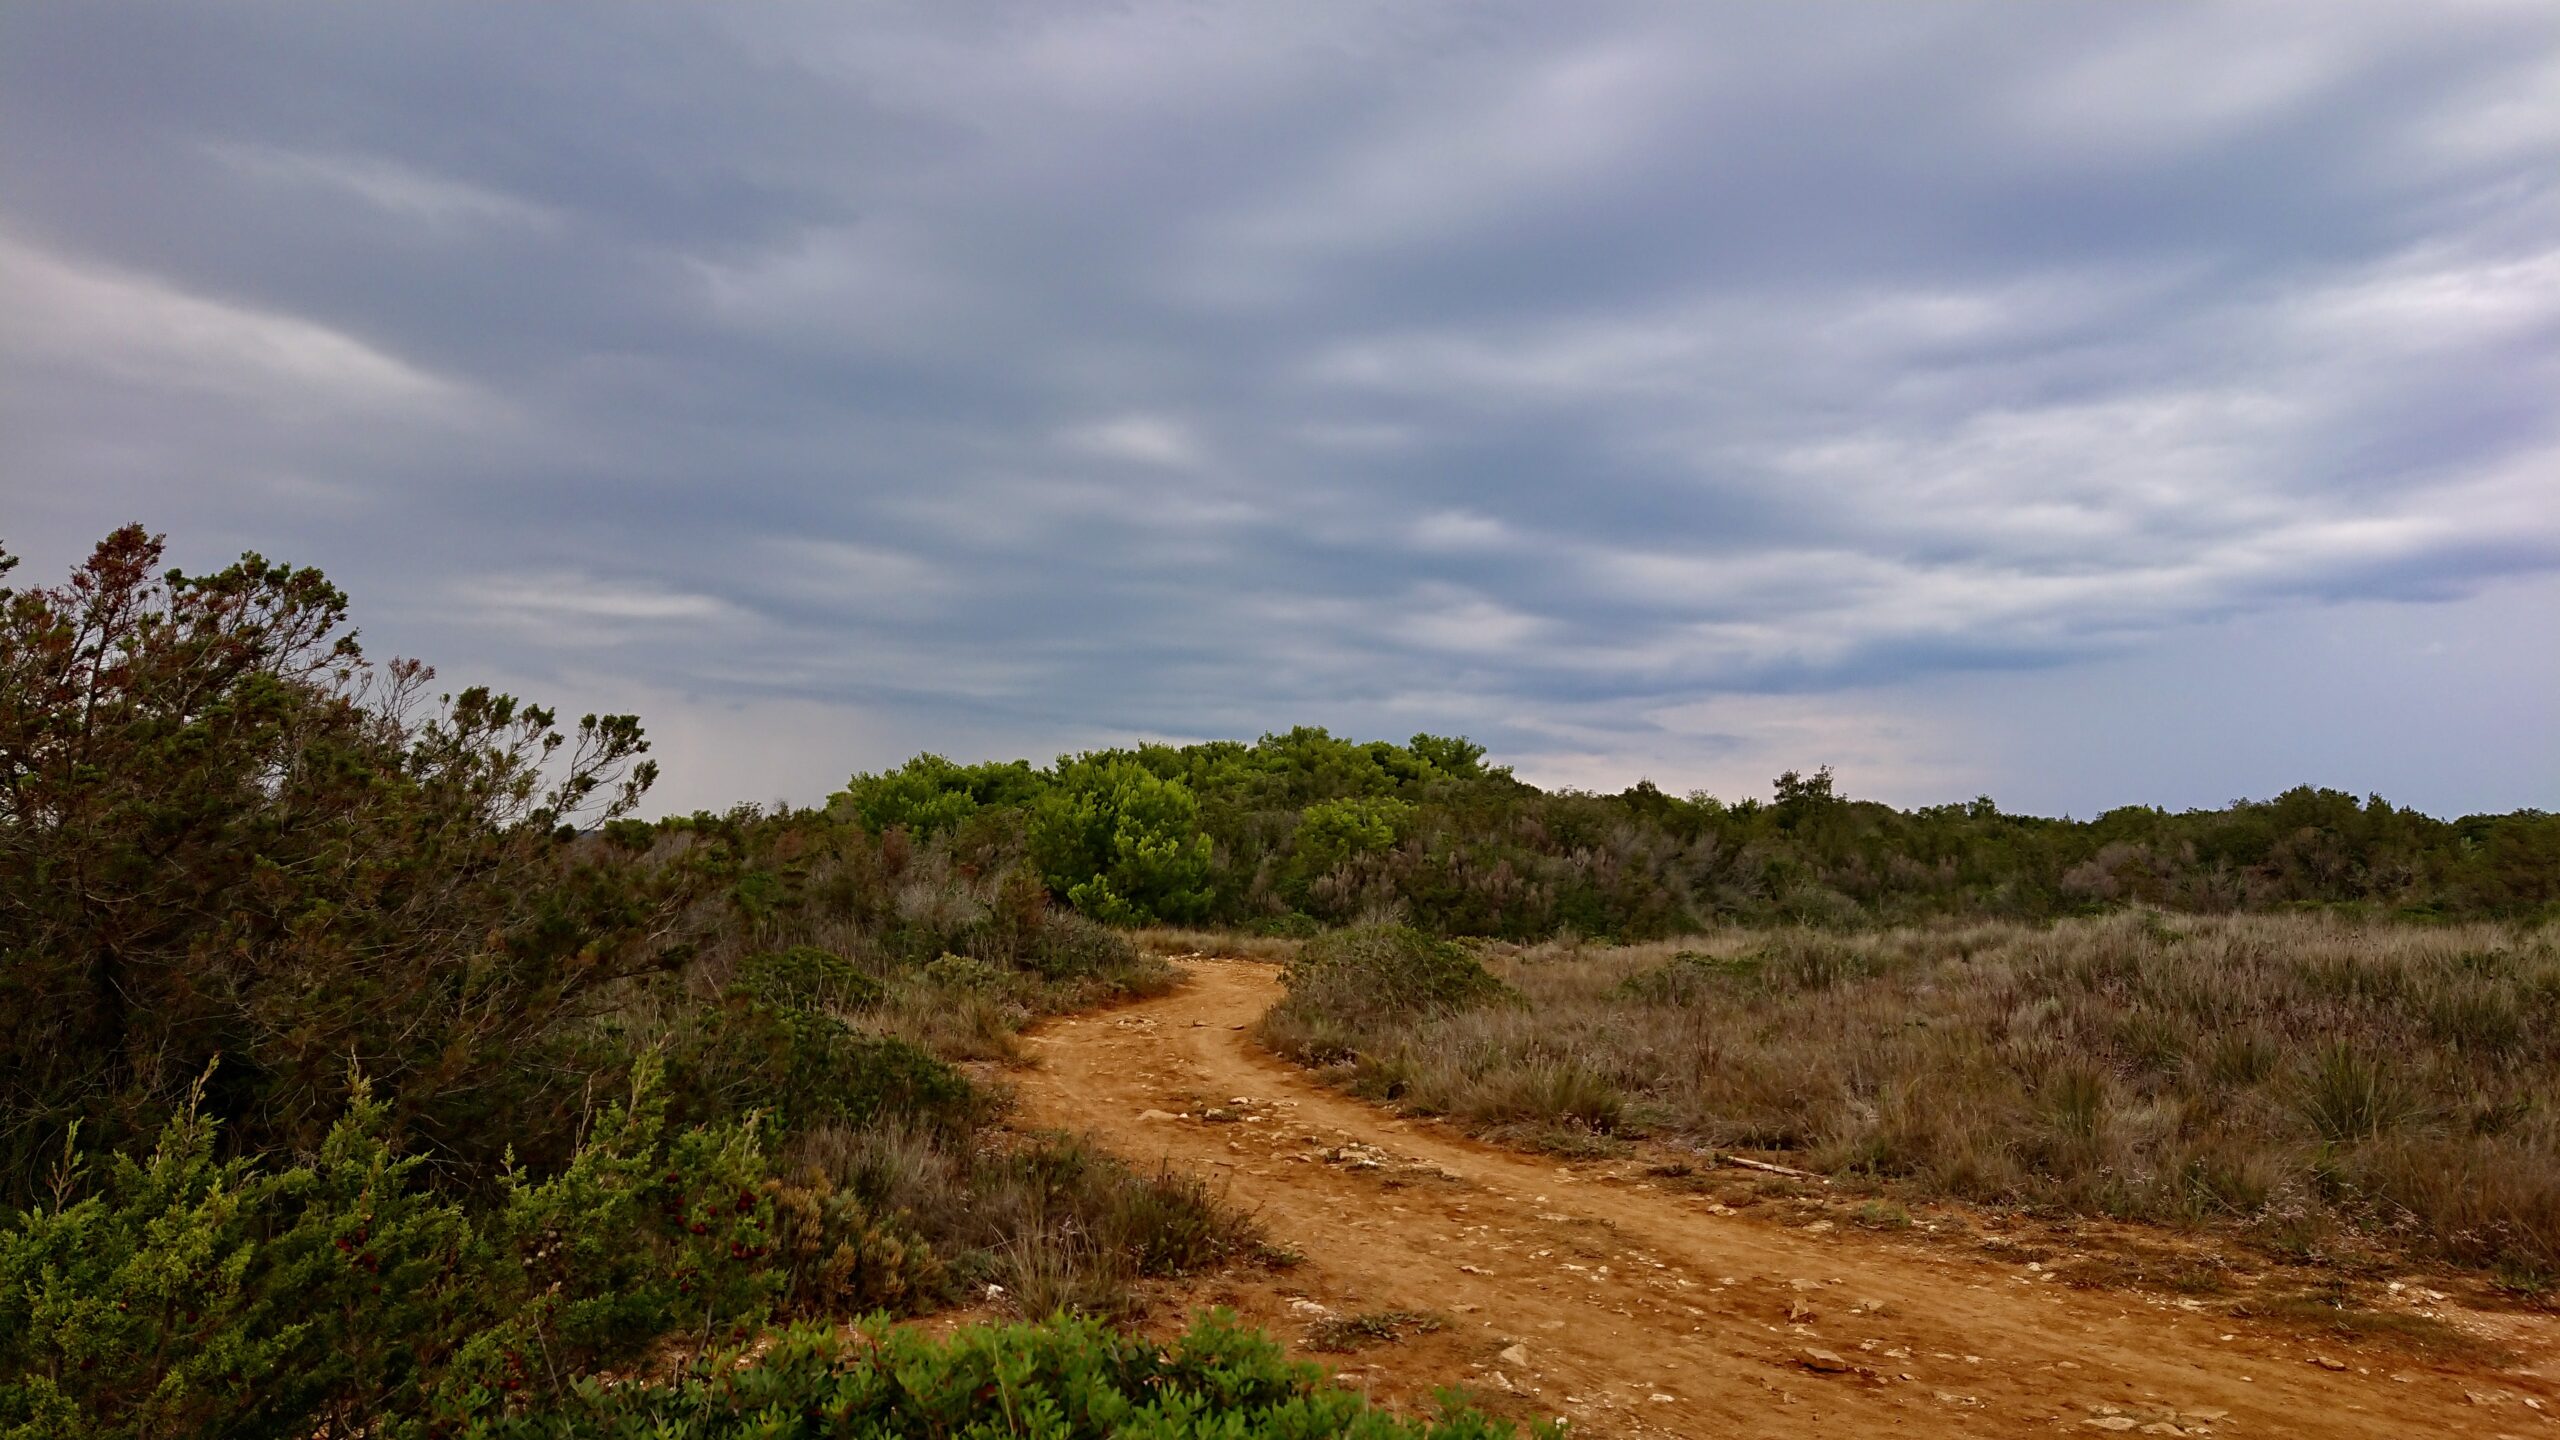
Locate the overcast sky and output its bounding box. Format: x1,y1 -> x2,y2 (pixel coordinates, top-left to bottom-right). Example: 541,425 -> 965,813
5,3 -> 2555,818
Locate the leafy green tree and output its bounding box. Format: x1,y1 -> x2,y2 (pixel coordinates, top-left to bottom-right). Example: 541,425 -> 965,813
1406,732 -> 1494,779
828,753 -> 1044,835
1285,797 -> 1412,905
1027,758 -> 1214,923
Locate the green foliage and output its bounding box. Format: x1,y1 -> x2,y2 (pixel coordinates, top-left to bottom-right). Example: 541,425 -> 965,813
1406,733 -> 1492,779
0,526 -> 673,1194
0,1060 -> 780,1439
1289,796 -> 1412,890
1030,759 -> 1215,924
0,1089 -> 1382,1437
843,733 -> 2560,938
829,753 -> 1043,836
735,946 -> 884,1012
1274,926 -> 1513,1028
454,1310 -> 1534,1439
665,996 -> 981,1138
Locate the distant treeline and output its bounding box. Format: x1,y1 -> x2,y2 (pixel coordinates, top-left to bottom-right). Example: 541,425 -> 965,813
816,733 -> 2560,935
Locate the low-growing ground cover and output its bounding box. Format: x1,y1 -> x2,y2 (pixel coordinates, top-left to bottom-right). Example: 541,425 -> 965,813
1259,916 -> 2560,1286
460,1311 -> 1541,1440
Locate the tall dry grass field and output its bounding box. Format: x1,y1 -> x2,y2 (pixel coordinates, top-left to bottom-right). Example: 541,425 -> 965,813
1261,914 -> 2560,1285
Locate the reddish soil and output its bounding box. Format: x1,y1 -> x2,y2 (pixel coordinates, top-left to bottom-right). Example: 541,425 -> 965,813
1007,958 -> 2559,1438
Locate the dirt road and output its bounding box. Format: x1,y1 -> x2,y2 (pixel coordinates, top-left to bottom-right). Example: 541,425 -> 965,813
1011,959 -> 2557,1438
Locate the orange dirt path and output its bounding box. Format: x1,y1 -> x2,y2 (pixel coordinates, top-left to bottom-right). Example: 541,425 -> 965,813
1010,958 -> 2557,1439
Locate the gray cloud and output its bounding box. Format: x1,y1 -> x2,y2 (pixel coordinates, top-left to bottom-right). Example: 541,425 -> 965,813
4,1 -> 2555,815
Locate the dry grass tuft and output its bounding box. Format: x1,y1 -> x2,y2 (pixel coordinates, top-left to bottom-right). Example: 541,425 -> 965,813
787,1122 -> 1266,1321
1303,1309 -> 1448,1352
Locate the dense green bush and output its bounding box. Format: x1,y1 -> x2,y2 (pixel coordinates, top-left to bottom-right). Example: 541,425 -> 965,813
1028,758 -> 1217,924
1282,926 -> 1512,1018
0,1059 -> 780,1439
458,1311 -> 1539,1440
664,996 -> 981,1137
737,946 -> 886,1012
0,1086 -> 1498,1438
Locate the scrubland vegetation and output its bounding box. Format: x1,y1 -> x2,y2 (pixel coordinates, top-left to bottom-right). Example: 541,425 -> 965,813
6,524 -> 2552,1433
839,730 -> 2559,937
0,530 -> 1466,1437
1261,917 -> 2560,1287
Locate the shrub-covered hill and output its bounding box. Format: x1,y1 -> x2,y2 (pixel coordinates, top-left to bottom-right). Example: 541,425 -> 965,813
836,738 -> 2559,938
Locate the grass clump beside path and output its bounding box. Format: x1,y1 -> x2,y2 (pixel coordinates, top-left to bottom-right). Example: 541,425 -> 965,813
1264,926 -> 1512,1066
1261,915 -> 2560,1285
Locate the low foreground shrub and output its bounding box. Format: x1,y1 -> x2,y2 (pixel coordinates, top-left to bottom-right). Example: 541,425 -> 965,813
0,1067 -> 1273,1438
465,1311 -> 1536,1439
0,1058 -> 782,1438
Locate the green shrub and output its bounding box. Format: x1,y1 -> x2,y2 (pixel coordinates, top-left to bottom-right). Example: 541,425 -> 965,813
1028,758 -> 1215,924
0,1059 -> 782,1439
736,946 -> 884,1012
1278,926 -> 1512,1022
0,1080 -> 1337,1439
828,753 -> 1044,836
0,1080 -> 471,1437
921,951 -> 1011,993
455,1311 -> 1536,1439
0,527 -> 675,1198
667,994 -> 981,1137
1022,911 -> 1143,981
764,1170 -> 950,1315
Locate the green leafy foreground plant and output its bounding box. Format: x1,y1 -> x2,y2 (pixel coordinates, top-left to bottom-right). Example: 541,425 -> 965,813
457,1311 -> 1542,1440
0,1075 -> 1524,1438
0,1056 -> 790,1438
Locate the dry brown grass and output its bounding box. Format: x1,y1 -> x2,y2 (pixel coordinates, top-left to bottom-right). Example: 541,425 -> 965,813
1128,926 -> 1303,963
789,1120 -> 1265,1321
1261,913 -> 2560,1283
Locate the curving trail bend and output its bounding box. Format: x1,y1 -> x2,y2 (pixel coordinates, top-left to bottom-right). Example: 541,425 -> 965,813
1010,959 -> 2557,1439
